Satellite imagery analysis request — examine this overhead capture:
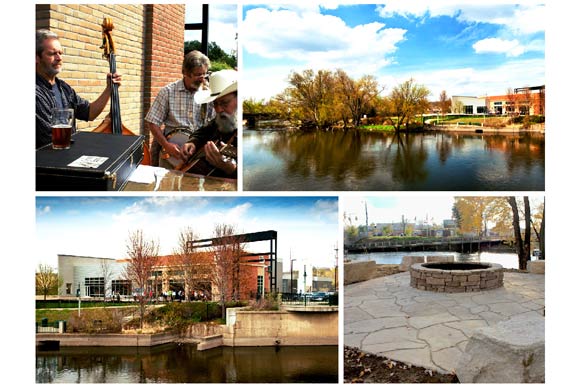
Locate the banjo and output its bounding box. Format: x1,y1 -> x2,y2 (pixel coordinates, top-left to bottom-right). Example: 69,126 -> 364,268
160,127 -> 195,168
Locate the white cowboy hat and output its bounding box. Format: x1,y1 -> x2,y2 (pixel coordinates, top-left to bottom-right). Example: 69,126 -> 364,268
195,69 -> 237,104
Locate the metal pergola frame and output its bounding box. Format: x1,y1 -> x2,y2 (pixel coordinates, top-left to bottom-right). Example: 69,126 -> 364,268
186,230 -> 278,294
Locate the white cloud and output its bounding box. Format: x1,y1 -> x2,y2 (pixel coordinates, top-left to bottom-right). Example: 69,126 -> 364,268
380,58 -> 545,98
36,205 -> 51,216
376,1 -> 545,35
242,6 -> 406,99
473,38 -> 525,57
242,7 -> 406,67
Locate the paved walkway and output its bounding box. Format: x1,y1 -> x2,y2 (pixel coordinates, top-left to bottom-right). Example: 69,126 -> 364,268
344,272 -> 544,374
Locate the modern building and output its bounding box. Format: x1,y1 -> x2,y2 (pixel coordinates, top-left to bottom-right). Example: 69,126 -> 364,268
58,252 -> 272,302
451,96 -> 488,115
451,85 -> 545,116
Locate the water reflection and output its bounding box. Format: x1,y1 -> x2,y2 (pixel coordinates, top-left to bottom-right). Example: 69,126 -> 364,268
243,130 -> 545,191
347,251 -> 521,269
36,344 -> 338,383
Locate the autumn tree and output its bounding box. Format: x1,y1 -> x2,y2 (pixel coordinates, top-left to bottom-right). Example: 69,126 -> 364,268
174,227 -> 212,300
124,229 -> 160,329
385,78 -> 430,132
210,224 -> 245,319
36,264 -> 61,300
281,69 -> 338,129
453,197 -> 514,237
438,90 -> 452,115
506,88 -> 517,116
335,69 -> 382,128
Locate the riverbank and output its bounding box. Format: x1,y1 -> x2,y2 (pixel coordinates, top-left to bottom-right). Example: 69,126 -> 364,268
426,123 -> 544,134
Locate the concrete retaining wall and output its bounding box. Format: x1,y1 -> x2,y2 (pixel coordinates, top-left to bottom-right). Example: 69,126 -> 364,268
36,331 -> 179,347
344,261 -> 376,284
222,309 -> 338,347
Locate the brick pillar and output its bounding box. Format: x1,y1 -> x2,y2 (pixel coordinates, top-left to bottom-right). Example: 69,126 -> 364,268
143,4 -> 186,118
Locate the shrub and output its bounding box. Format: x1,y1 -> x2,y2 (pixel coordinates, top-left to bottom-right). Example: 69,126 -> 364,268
247,294 -> 279,311
68,308 -> 126,333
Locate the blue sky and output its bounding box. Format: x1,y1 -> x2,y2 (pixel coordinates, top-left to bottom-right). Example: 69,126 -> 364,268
343,196 -> 456,227
242,2 -> 545,100
35,196 -> 339,270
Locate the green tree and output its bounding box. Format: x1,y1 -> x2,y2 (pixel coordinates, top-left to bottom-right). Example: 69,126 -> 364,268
184,40 -> 237,69
279,69 -> 338,129
384,79 -> 430,132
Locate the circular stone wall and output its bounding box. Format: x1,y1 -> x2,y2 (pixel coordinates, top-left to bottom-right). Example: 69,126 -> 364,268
410,262 -> 504,293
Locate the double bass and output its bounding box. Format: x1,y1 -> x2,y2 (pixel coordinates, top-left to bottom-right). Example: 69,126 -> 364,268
93,18 -> 151,165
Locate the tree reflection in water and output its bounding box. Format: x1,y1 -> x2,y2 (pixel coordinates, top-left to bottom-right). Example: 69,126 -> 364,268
36,344 -> 339,383
243,129 -> 545,191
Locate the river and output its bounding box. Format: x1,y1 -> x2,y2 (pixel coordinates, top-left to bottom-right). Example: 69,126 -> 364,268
36,344 -> 338,383
243,129 -> 544,191
346,250 -> 526,269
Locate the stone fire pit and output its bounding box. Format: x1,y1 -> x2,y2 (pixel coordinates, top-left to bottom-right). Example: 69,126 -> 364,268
410,262 -> 504,293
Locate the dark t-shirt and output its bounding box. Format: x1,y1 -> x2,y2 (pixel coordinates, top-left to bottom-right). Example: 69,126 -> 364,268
187,119 -> 237,178
36,73 -> 90,149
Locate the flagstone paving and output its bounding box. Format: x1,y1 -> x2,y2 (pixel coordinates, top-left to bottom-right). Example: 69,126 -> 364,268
344,272 -> 545,374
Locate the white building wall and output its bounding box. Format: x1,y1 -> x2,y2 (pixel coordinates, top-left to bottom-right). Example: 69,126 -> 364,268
451,96 -> 487,114
58,254 -> 127,297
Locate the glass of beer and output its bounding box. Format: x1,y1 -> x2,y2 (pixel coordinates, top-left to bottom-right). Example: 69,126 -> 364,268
50,108 -> 74,149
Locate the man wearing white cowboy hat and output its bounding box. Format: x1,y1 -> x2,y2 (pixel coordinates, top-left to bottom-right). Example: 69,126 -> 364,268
181,69 -> 237,178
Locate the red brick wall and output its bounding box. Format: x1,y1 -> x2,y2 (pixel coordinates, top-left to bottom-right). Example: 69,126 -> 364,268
144,4 -> 185,115
36,4 -> 185,135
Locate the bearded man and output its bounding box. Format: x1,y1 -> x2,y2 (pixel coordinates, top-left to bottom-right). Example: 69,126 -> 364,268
181,69 -> 237,179
35,29 -> 121,149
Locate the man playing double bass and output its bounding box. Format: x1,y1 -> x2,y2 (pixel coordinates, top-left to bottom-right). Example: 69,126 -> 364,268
144,50 -> 215,168
35,29 -> 122,149
180,69 -> 237,179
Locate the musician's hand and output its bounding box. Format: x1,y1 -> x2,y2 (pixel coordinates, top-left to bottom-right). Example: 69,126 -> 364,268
165,142 -> 185,161
107,73 -> 122,88
205,141 -> 236,175
181,143 -> 196,159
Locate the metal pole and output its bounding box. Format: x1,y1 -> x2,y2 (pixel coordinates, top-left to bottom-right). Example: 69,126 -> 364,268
77,284 -> 81,317
303,265 -> 307,306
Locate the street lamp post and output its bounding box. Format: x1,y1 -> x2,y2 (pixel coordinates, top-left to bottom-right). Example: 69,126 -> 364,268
290,258 -> 296,302
77,283 -> 81,317
303,265 -> 307,307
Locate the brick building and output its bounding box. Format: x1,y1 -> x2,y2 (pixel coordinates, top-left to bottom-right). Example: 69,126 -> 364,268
36,4 -> 186,139
58,252 -> 271,302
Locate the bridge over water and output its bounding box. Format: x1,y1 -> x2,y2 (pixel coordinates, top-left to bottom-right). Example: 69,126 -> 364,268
346,237 -> 510,254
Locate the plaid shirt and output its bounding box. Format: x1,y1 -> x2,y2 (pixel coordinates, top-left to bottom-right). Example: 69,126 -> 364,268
145,79 -> 215,134
36,73 -> 90,149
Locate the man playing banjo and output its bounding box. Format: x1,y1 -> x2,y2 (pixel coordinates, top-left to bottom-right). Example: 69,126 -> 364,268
144,50 -> 215,168
180,69 -> 237,179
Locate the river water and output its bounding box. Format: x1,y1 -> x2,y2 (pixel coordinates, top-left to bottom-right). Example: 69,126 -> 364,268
346,250 -> 522,269
243,129 -> 544,191
36,344 -> 338,383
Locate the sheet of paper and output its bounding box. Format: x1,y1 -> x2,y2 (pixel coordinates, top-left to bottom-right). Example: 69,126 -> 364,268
128,165 -> 168,184
67,156 -> 109,168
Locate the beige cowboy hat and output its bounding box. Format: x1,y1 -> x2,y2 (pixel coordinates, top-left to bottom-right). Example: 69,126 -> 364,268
195,69 -> 237,104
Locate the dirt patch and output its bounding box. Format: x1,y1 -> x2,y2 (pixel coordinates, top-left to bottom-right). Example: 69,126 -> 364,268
344,346 -> 459,383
